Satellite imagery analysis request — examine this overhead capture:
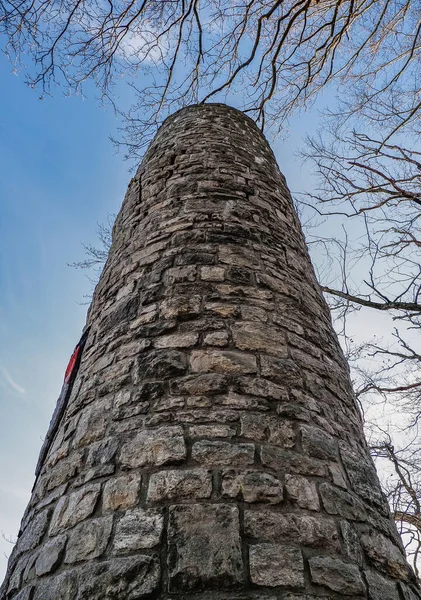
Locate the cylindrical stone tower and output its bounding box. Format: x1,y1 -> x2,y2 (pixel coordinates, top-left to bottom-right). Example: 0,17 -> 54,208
2,104 -> 420,600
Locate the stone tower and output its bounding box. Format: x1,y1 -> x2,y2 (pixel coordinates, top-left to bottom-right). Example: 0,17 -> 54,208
1,104 -> 420,600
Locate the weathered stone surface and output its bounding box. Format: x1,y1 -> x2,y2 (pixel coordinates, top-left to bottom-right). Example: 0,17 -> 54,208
114,508 -> 163,551
240,414 -> 295,448
260,356 -> 302,386
261,446 -> 326,477
14,510 -> 50,556
134,350 -> 187,380
365,569 -> 400,600
189,424 -> 235,438
14,588 -> 34,600
361,530 -> 411,580
341,521 -> 363,564
285,474 -> 320,510
49,484 -> 101,535
301,425 -> 337,461
171,373 -> 229,396
65,516 -> 113,563
192,440 -> 255,466
35,535 -> 67,576
73,397 -> 111,447
221,469 -> 283,504
33,570 -> 77,600
168,504 -> 243,591
319,482 -> 367,521
147,469 -> 212,502
232,322 -> 287,357
154,332 -> 199,348
103,473 -> 142,511
309,556 -> 365,595
340,442 -> 385,507
190,349 -> 257,374
204,331 -> 229,346
245,510 -> 340,550
249,544 -> 304,588
78,556 -> 160,599
120,426 -> 186,468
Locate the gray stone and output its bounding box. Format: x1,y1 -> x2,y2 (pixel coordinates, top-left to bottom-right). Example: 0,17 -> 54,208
189,424 -> 235,438
114,508 -> 163,550
65,516 -> 113,563
365,569 -> 400,600
135,350 -> 187,380
340,442 -> 385,507
190,349 -> 257,374
49,484 -> 101,535
261,445 -> 326,477
14,510 -> 50,556
231,322 -> 287,357
319,482 -> 367,521
249,544 -> 304,588
221,469 -> 283,504
361,530 -> 410,580
168,504 -> 243,591
285,474 -> 320,510
309,556 -> 365,595
204,331 -> 229,346
192,440 -> 255,466
103,473 -> 142,511
147,469 -> 212,502
78,556 -> 160,599
14,588 -> 34,600
120,426 -> 186,468
35,535 -> 67,576
245,510 -> 340,551
171,373 -> 229,396
260,356 -> 302,386
301,425 -> 337,461
33,570 -> 78,600
240,414 -> 295,448
341,521 -> 363,564
73,397 -> 110,447
154,332 -> 199,348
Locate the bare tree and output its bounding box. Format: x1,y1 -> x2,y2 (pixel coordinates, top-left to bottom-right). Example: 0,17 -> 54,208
1,0 -> 421,156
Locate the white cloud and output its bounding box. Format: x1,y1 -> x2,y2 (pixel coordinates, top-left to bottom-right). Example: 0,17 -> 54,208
0,364 -> 25,395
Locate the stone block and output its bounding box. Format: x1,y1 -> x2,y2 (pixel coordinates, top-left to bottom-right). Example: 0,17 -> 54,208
147,469 -> 212,502
114,508 -> 163,551
231,322 -> 287,357
192,440 -> 255,466
171,373 -> 229,395
35,535 -> 67,576
160,296 -> 201,318
14,510 -> 50,556
200,266 -> 225,281
339,442 -> 385,507
244,510 -> 340,551
365,569 -> 400,600
361,531 -> 410,580
221,469 -> 283,504
49,484 -> 101,535
190,349 -> 257,374
234,377 -> 288,401
309,556 -> 365,595
78,556 -> 160,599
72,397 -> 110,448
260,356 -> 302,386
189,424 -> 235,438
120,426 -> 186,468
65,516 -> 113,563
168,504 -> 243,591
240,414 -> 295,448
319,482 -> 367,521
204,331 -> 229,346
261,446 -> 326,477
341,521 -> 363,564
103,473 -> 142,511
154,332 -> 199,348
300,425 -> 337,461
249,544 -> 304,588
285,474 -> 320,510
33,571 -> 77,600
135,350 -> 187,380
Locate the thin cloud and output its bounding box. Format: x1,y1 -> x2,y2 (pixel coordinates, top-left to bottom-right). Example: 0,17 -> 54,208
0,365 -> 25,395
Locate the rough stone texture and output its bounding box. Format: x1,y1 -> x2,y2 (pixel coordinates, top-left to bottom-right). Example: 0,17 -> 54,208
2,103 -> 419,600
168,504 -> 243,591
249,545 -> 304,588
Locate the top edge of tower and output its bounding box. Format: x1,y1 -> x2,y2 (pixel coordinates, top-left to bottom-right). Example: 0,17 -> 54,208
136,102 -> 273,176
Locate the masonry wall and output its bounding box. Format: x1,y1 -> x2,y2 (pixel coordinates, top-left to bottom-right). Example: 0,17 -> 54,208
2,103 -> 420,600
